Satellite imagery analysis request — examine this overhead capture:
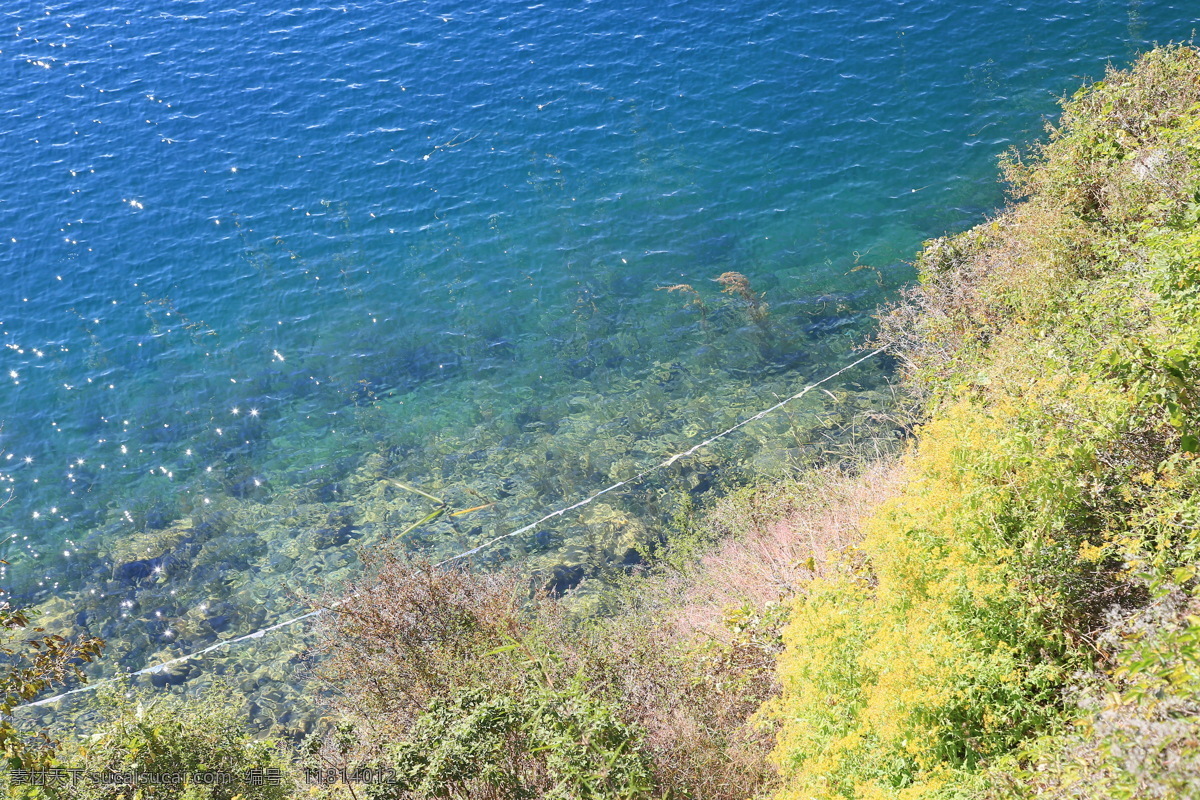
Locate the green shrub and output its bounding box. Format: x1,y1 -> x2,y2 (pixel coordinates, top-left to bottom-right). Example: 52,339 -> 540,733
771,44 -> 1200,798
46,686 -> 296,800
1,602 -> 103,776
314,535 -> 840,799
311,555 -> 657,799
368,680 -> 652,800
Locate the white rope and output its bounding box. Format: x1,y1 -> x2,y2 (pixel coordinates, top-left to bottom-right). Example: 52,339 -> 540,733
434,344 -> 889,565
22,344 -> 888,709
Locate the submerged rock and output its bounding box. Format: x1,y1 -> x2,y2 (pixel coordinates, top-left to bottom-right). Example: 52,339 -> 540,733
145,653 -> 194,688
313,524 -> 359,549
543,563 -> 585,595
114,552 -> 177,584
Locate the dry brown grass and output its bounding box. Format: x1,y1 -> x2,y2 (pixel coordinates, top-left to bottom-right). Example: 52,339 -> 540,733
579,459 -> 906,798
311,558 -> 541,747
650,458 -> 904,644
875,199 -> 1101,400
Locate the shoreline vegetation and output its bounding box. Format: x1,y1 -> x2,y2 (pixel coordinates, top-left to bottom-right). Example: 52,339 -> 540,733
6,43 -> 1200,798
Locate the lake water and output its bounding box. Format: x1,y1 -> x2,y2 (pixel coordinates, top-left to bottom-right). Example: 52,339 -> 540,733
2,0 -> 1196,734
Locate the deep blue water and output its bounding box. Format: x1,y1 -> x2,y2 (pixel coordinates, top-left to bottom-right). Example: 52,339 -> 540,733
2,0 -> 1197,723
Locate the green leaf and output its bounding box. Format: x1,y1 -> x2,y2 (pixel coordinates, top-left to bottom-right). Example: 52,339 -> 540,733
484,644 -> 520,657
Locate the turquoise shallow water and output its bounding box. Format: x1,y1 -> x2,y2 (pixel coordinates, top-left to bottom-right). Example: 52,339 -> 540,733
2,0 -> 1198,729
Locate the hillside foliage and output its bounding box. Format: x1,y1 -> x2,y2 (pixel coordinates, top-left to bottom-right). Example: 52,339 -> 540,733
767,44 -> 1200,799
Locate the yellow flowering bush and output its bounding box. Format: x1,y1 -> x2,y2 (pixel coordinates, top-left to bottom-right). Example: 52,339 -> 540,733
767,45 -> 1200,799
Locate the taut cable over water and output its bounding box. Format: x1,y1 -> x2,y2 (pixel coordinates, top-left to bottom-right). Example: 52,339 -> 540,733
22,344 -> 889,710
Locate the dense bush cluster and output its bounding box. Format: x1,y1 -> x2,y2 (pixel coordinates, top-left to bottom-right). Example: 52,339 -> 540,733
1,680 -> 295,800
768,45 -> 1200,798
308,552 -> 760,799
306,559 -> 656,799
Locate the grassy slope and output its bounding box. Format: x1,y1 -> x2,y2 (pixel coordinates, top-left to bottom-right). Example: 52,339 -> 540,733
764,45 -> 1200,799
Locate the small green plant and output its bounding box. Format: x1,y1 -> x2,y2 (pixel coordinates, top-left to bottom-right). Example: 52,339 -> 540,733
370,669 -> 653,799
49,684 -> 296,800
633,491 -> 719,576
0,602 -> 104,774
